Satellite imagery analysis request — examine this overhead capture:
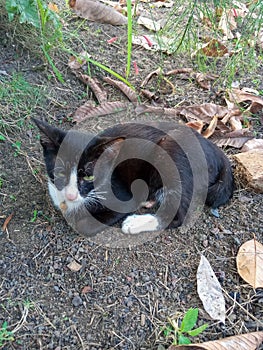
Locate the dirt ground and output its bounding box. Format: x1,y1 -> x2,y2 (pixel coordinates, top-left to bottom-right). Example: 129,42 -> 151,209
0,6 -> 263,350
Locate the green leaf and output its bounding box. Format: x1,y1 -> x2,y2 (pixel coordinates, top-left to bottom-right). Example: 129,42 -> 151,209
180,308 -> 198,332
188,323 -> 208,336
178,334 -> 191,345
0,135 -> 6,141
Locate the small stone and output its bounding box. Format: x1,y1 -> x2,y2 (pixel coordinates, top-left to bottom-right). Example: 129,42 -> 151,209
72,295 -> 83,307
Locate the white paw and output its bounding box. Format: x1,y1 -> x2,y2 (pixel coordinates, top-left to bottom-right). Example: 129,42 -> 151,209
122,214 -> 159,234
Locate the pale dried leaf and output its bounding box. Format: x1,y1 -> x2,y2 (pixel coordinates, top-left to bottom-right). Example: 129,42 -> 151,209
103,77 -> 138,104
197,255 -> 225,323
132,35 -> 174,53
68,52 -> 89,70
140,67 -> 161,88
168,331 -> 263,350
137,16 -> 165,31
152,0 -> 174,8
192,39 -> 229,58
218,9 -> 236,39
227,88 -> 263,114
73,101 -> 128,123
69,0 -> 127,25
229,116 -> 243,130
212,130 -> 253,148
236,239 -> 263,288
241,139 -> 263,152
67,260 -> 82,272
202,115 -> 218,138
195,72 -> 218,90
77,74 -> 108,104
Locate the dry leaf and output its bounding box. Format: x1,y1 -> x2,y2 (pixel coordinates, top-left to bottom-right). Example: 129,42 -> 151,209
73,101 -> 128,123
241,139 -> 263,152
137,16 -> 165,31
67,260 -> 82,272
197,255 -> 226,323
77,74 -> 108,104
186,121 -> 204,133
202,115 -> 218,138
236,238 -> 263,288
192,39 -> 229,57
168,331 -> 263,350
81,285 -> 92,294
229,116 -> 243,130
48,2 -> 59,13
227,88 -> 263,114
69,0 -> 127,25
2,213 -> 14,232
175,103 -> 229,123
218,9 -> 236,39
103,77 -> 138,104
68,51 -> 90,70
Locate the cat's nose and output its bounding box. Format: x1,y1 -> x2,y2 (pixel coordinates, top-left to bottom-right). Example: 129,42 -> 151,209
65,191 -> 78,201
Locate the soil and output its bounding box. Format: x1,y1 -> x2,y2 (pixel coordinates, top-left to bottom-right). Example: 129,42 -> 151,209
0,5 -> 263,350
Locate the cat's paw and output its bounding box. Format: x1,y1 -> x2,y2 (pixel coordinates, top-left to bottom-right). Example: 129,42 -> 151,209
122,214 -> 159,234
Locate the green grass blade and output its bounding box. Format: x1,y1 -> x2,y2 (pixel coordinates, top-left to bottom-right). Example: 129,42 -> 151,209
126,0 -> 132,78
188,323 -> 208,336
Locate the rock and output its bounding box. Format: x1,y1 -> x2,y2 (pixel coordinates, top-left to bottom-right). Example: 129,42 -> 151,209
233,149 -> 263,192
72,295 -> 83,307
241,138 -> 263,152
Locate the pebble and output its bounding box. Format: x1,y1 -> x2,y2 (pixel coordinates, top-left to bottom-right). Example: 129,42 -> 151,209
72,295 -> 83,307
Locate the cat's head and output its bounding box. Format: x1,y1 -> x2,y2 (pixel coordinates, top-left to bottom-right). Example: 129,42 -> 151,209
33,118 -> 124,212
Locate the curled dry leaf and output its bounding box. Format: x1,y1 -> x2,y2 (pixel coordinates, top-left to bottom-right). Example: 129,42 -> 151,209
67,260 -> 82,272
186,121 -> 204,134
227,88 -> 263,114
73,101 -> 128,123
140,67 -> 161,88
197,255 -> 226,323
218,9 -> 237,39
77,74 -> 108,104
69,0 -> 127,25
167,331 -> 263,350
236,238 -> 263,288
2,213 -> 14,232
202,115 -> 218,138
229,116 -> 243,131
103,77 -> 138,104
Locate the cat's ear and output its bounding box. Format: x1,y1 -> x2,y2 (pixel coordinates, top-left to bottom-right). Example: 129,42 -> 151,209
32,118 -> 66,150
95,137 -> 125,159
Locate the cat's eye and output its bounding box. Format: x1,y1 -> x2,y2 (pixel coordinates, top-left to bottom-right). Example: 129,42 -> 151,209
57,172 -> 66,178
83,175 -> 94,182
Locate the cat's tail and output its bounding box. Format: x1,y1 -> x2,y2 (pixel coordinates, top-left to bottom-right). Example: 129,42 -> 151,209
206,157 -> 234,209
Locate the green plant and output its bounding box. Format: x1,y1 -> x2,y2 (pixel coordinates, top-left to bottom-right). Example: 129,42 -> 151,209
5,0 -> 64,82
0,321 -> 14,347
12,140 -> 22,156
126,0 -> 132,78
162,308 -> 208,345
30,209 -> 38,222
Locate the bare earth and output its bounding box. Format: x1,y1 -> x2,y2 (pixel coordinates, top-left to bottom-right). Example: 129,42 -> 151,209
0,8 -> 263,350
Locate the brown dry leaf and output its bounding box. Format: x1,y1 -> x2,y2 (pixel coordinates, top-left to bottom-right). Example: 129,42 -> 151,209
229,116 -> 243,130
69,0 -> 127,25
197,255 -> 225,323
186,121 -> 204,133
68,51 -> 89,70
212,129 -> 253,148
73,101 -> 128,123
168,331 -> 263,350
202,115 -> 218,138
67,260 -> 82,272
2,213 -> 14,232
77,74 -> 108,104
236,238 -> 263,288
81,285 -> 92,294
227,88 -> 263,114
218,9 -> 237,39
103,77 -> 138,104
192,39 -> 229,57
140,67 -> 161,88
195,72 -> 218,90
175,103 -> 229,123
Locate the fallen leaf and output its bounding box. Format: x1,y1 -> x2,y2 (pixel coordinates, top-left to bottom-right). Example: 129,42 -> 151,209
227,88 -> 263,114
236,238 -> 263,288
137,16 -> 165,31
81,285 -> 92,294
103,77 -> 138,104
202,115 -> 218,138
241,139 -> 263,152
229,116 -> 243,130
197,255 -> 226,323
218,9 -> 236,39
48,2 -> 59,13
69,0 -> 127,25
73,101 -> 128,123
175,103 -> 229,123
67,260 -> 82,272
68,51 -> 90,70
186,121 -> 204,134
2,213 -> 14,232
77,74 -> 108,104
192,39 -> 229,57
168,331 -> 263,349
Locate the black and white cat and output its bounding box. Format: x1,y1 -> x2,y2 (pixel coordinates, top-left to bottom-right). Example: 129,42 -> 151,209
33,118 -> 234,235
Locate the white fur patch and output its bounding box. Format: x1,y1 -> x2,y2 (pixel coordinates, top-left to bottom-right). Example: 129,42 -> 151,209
48,167 -> 84,212
122,214 -> 159,234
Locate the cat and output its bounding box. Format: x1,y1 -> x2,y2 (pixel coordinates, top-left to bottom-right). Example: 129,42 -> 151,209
33,118 -> 234,236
